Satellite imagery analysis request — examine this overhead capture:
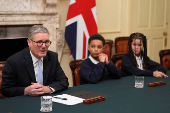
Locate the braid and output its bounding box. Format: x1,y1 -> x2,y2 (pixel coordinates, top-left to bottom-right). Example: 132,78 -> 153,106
142,35 -> 151,69
128,33 -> 138,67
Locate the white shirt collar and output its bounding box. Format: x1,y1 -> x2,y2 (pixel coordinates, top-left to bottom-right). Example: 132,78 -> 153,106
134,54 -> 142,60
30,51 -> 43,64
89,55 -> 99,64
134,54 -> 143,70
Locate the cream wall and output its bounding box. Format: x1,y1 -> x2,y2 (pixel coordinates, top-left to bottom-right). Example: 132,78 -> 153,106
58,0 -> 131,87
97,0 -> 131,38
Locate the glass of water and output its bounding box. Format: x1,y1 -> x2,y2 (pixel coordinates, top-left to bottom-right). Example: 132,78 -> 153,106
135,76 -> 144,88
40,96 -> 52,112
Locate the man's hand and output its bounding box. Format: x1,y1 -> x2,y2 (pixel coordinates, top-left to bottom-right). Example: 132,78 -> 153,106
24,82 -> 44,96
43,86 -> 53,94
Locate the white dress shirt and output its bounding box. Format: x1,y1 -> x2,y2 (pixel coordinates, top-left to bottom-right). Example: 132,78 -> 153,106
30,51 -> 55,93
134,54 -> 143,70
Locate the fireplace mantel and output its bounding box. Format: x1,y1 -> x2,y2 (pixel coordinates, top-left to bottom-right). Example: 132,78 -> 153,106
0,0 -> 64,62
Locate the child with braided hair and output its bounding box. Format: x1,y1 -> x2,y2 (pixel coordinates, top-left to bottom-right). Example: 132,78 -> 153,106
121,32 -> 168,78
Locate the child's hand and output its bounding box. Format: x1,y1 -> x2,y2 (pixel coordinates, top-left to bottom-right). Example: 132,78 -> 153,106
98,53 -> 106,63
153,70 -> 162,78
105,54 -> 109,65
153,70 -> 168,78
161,73 -> 168,78
98,53 -> 109,64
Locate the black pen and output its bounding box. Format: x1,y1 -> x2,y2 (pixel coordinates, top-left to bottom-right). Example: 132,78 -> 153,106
54,97 -> 67,100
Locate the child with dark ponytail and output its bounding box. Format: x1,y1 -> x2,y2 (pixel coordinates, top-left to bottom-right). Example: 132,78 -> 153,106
121,32 -> 168,78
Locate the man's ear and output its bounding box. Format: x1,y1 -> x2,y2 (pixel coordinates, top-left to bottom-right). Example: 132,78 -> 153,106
27,38 -> 31,47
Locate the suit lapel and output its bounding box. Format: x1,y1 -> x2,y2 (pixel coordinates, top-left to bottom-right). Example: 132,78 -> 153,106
24,48 -> 36,83
43,54 -> 51,85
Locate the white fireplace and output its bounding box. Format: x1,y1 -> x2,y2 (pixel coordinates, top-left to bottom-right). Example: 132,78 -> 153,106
0,0 -> 64,61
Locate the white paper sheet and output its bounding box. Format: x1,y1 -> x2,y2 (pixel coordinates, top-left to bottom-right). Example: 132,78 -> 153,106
52,94 -> 85,106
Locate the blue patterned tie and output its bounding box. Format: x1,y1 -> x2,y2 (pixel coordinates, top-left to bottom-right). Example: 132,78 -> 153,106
37,59 -> 43,85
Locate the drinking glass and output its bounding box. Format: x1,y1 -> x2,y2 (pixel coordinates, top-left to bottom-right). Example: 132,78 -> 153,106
135,76 -> 144,88
40,96 -> 52,112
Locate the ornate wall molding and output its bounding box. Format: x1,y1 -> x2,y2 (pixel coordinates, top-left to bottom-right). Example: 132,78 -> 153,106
45,0 -> 58,13
56,29 -> 65,61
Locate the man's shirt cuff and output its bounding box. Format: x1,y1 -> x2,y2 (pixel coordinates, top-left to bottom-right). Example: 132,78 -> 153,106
48,86 -> 55,93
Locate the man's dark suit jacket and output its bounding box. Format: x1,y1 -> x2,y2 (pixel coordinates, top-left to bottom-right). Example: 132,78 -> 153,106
1,47 -> 69,97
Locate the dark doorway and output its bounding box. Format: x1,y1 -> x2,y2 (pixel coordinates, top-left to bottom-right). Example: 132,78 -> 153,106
0,38 -> 28,61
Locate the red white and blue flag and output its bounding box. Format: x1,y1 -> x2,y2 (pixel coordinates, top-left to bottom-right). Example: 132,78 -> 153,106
65,0 -> 98,60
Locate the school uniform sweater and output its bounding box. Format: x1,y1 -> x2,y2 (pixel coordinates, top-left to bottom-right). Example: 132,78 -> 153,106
121,52 -> 166,76
80,58 -> 121,85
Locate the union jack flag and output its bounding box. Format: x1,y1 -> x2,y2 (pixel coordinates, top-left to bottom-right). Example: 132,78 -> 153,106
65,0 -> 98,60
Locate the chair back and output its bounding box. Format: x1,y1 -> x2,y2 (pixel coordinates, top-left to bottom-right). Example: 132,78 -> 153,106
69,59 -> 83,86
111,53 -> 124,71
74,67 -> 80,86
159,49 -> 170,70
103,39 -> 113,60
0,61 -> 7,99
115,37 -> 129,53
